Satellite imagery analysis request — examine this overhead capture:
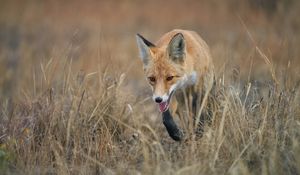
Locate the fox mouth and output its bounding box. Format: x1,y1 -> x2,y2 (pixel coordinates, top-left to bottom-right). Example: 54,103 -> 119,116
158,91 -> 174,113
159,101 -> 169,112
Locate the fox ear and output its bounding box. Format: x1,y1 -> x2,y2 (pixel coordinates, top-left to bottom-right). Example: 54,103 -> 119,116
168,33 -> 185,63
136,34 -> 155,66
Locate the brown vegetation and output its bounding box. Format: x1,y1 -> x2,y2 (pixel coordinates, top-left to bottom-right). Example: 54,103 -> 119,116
0,0 -> 300,174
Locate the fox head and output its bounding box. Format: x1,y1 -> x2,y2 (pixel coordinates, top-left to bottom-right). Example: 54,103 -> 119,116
136,33 -> 196,112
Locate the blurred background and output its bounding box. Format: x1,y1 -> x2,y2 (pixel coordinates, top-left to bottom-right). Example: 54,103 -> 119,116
1,1 -> 300,174
0,0 -> 299,101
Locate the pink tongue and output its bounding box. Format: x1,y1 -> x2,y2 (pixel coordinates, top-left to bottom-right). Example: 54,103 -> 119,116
158,102 -> 168,112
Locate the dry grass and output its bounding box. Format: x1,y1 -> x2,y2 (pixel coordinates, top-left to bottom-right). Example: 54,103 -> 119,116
0,0 -> 300,174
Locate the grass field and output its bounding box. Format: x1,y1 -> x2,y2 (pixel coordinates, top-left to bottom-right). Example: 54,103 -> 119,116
0,0 -> 300,174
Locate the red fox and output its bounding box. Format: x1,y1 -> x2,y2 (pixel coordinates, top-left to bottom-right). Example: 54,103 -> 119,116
136,29 -> 215,141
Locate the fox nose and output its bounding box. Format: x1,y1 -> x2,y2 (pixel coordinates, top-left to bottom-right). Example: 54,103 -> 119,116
155,97 -> 163,103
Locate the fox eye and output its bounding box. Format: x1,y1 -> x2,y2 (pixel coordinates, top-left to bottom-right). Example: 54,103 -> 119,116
166,76 -> 174,81
148,77 -> 156,82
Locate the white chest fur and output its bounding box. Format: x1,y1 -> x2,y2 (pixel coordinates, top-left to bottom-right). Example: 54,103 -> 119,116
169,71 -> 198,94
178,71 -> 197,88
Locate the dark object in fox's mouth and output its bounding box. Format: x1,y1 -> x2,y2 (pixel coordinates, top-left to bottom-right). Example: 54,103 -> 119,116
162,109 -> 184,141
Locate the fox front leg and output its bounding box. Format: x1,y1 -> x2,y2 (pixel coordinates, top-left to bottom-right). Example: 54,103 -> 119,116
162,110 -> 184,141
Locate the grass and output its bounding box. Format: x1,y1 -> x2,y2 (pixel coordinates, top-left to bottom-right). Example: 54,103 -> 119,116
0,0 -> 300,174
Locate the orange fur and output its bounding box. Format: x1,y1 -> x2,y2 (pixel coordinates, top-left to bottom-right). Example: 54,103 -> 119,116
137,29 -> 214,127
